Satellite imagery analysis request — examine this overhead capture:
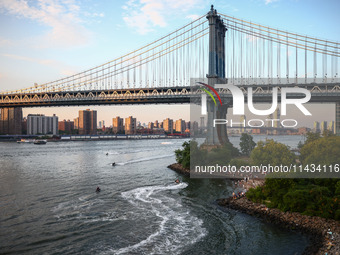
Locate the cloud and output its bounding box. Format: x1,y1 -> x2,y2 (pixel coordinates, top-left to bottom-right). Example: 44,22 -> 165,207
0,37 -> 11,47
2,53 -> 78,76
186,14 -> 200,21
265,0 -> 279,5
0,0 -> 95,47
122,0 -> 203,34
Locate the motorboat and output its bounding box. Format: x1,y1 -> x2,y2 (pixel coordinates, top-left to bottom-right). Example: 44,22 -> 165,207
34,140 -> 47,145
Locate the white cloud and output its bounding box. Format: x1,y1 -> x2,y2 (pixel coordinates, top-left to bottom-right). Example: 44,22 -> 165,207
0,0 -> 94,47
186,14 -> 200,21
122,0 -> 203,34
265,0 -> 279,5
2,53 -> 78,76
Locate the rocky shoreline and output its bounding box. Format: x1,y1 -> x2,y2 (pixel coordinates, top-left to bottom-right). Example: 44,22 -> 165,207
168,163 -> 339,255
167,163 -> 190,176
218,197 -> 339,255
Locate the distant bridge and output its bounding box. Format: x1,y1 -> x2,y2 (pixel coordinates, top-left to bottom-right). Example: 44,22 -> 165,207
1,5 -> 339,139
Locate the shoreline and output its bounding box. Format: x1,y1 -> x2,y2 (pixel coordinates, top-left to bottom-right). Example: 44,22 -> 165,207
168,163 -> 339,255
167,163 -> 190,176
218,197 -> 339,255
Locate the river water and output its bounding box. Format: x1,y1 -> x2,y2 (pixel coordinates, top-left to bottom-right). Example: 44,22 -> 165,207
0,137 -> 309,254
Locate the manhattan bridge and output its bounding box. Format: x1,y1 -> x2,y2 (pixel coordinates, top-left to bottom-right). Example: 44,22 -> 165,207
1,6 -> 339,143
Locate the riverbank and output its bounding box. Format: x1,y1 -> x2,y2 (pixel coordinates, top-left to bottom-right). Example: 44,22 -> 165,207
167,163 -> 190,176
218,196 -> 339,255
219,179 -> 339,255
168,163 -> 339,254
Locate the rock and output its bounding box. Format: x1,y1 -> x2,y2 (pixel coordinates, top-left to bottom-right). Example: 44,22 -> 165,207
167,163 -> 190,176
219,196 -> 340,255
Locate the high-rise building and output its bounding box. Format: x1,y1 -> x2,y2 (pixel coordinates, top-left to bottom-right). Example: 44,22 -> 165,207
27,114 -> 58,135
240,115 -> 246,133
163,118 -> 173,134
328,121 -> 335,134
125,116 -> 136,134
78,109 -> 97,135
0,107 -> 23,135
99,121 -> 102,129
313,121 -> 320,133
112,117 -> 124,134
74,117 -> 79,130
59,119 -> 74,133
192,121 -> 199,135
148,122 -> 154,129
154,120 -> 159,128
320,121 -> 327,134
175,119 -> 186,134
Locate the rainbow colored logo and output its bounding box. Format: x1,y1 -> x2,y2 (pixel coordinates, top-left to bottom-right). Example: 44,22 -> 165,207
197,82 -> 222,106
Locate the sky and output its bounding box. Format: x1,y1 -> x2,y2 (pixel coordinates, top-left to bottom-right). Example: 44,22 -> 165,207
0,0 -> 339,127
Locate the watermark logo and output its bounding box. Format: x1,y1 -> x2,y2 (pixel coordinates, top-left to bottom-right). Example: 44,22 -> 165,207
199,82 -> 312,116
197,81 -> 312,128
197,82 -> 222,115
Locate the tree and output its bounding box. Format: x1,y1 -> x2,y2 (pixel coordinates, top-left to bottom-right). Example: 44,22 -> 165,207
300,136 -> 340,166
175,141 -> 191,169
175,140 -> 207,169
251,139 -> 296,166
304,131 -> 320,145
239,133 -> 256,155
322,129 -> 335,137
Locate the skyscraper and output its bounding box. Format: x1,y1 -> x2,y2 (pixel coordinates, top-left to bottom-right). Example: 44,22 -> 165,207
240,115 -> 246,133
320,121 -> 327,134
112,117 -> 124,134
163,118 -> 173,134
27,114 -> 58,135
0,107 -> 23,135
78,109 -> 97,135
59,119 -> 74,133
328,121 -> 335,134
148,122 -> 154,129
175,119 -> 186,134
313,121 -> 320,133
125,116 -> 136,135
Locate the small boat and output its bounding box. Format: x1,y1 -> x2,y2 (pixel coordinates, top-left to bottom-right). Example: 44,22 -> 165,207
34,140 -> 47,145
17,139 -> 35,143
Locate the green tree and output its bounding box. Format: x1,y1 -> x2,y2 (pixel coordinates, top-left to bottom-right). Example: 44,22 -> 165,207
304,132 -> 320,145
205,142 -> 239,165
322,129 -> 335,137
251,139 -> 296,166
239,133 -> 256,155
175,140 -> 207,169
175,141 -> 191,169
300,136 -> 340,166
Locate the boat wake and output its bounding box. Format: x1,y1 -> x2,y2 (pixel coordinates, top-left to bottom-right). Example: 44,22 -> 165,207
115,154 -> 174,166
109,183 -> 207,255
52,195 -> 126,223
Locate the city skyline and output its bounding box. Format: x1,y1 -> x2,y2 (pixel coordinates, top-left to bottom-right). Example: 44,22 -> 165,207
1,1 -> 339,128
20,107 -> 335,131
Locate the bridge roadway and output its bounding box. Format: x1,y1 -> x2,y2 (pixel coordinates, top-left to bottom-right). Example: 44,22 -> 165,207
0,83 -> 339,108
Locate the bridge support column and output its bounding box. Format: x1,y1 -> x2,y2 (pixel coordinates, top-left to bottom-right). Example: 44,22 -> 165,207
336,102 -> 340,136
204,6 -> 228,146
